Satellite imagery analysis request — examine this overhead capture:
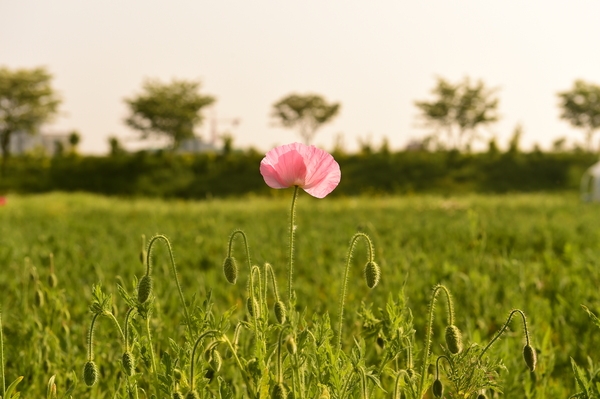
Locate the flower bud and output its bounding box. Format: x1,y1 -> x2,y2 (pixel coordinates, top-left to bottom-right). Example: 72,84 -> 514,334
286,336 -> 297,355
477,394 -> 487,399
122,351 -> 135,376
186,390 -> 200,399
523,344 -> 537,372
173,392 -> 184,399
274,300 -> 287,324
209,350 -> 222,372
445,324 -> 463,354
376,336 -> 385,349
272,383 -> 288,399
247,297 -> 260,318
83,360 -> 98,387
137,275 -> 153,303
35,289 -> 45,308
173,368 -> 183,382
432,379 -> 443,398
364,261 -> 381,289
48,273 -> 58,288
223,257 -> 238,284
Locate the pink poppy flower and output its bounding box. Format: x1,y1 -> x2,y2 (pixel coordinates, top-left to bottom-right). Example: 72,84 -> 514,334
260,143 -> 341,198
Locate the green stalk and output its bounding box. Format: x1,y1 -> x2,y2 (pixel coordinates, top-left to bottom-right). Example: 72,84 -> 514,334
287,185 -> 300,304
227,230 -> 252,272
336,232 -> 374,351
146,235 -> 192,338
1,310 -> 5,398
479,309 -> 529,360
145,317 -> 160,397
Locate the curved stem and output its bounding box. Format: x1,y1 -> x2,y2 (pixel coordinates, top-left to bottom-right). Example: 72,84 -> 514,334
287,185 -> 299,304
435,355 -> 451,379
145,235 -> 192,337
265,263 -> 281,302
105,311 -> 126,345
87,313 -> 100,361
393,370 -> 409,399
336,232 -> 375,352
227,229 -> 252,271
479,309 -> 530,360
123,307 -> 135,351
189,329 -> 219,391
417,284 -> 453,396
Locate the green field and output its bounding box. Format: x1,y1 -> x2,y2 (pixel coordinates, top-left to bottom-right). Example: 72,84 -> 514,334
0,192 -> 599,398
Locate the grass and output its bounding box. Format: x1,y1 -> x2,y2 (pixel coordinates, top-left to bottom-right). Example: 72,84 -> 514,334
0,191 -> 598,397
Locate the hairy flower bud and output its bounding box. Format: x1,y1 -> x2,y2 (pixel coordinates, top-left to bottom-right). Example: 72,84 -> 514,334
364,261 -> 381,289
48,273 -> 58,288
286,336 -> 297,355
431,378 -> 444,398
122,351 -> 135,376
523,344 -> 537,372
137,275 -> 153,303
247,297 -> 260,318
209,350 -> 222,372
83,361 -> 98,387
272,383 -> 288,399
445,324 -> 463,354
274,300 -> 287,324
223,257 -> 238,284
432,379 -> 443,398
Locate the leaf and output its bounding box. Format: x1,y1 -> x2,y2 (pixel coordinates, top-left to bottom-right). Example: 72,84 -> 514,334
46,375 -> 56,399
571,357 -> 590,397
581,305 -> 600,330
5,376 -> 23,399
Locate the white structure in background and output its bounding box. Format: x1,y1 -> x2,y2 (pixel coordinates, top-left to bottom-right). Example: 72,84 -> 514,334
581,160 -> 600,201
177,136 -> 220,154
9,130 -> 70,156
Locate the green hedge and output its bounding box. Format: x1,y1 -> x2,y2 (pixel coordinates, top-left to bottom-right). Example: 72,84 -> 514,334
0,150 -> 597,197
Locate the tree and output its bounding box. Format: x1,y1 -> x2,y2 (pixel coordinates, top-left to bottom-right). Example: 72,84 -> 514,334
557,80 -> 600,152
414,77 -> 499,151
0,66 -> 61,169
272,93 -> 340,145
68,130 -> 81,154
124,78 -> 215,150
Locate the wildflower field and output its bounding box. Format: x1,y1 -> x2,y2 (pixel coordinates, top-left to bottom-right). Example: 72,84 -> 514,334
1,190 -> 600,398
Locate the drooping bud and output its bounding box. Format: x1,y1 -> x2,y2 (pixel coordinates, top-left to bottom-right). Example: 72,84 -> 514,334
223,257 -> 238,284
286,336 -> 297,355
137,275 -> 153,303
364,261 -> 381,289
209,350 -> 222,372
477,394 -> 487,399
247,297 -> 260,318
35,289 -> 45,308
274,300 -> 287,324
376,335 -> 385,349
186,390 -> 200,399
122,351 -> 135,376
272,383 -> 288,399
48,273 -> 58,288
83,361 -> 98,387
523,344 -> 537,372
432,379 -> 443,398
445,324 -> 463,354
173,392 -> 184,399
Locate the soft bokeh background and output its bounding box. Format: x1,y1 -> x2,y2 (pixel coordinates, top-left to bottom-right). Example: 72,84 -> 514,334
2,1 -> 600,154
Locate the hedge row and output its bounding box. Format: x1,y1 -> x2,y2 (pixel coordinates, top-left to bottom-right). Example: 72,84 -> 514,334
0,150 -> 597,198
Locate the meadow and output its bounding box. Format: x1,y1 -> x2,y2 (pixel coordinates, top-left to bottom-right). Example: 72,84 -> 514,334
0,192 -> 599,398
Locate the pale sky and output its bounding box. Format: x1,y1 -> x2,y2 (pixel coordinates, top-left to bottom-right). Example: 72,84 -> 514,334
2,1 -> 600,154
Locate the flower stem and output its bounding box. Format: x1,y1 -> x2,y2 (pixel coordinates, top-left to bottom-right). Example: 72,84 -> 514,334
227,229 -> 252,272
146,235 -> 192,338
479,309 -> 530,360
145,316 -> 160,397
288,185 -> 299,304
0,310 -> 5,398
336,232 -> 374,351
417,284 -> 453,397
87,313 -> 99,361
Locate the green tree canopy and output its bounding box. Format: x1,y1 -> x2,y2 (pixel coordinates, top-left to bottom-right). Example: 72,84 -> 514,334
414,77 -> 499,151
0,66 -> 61,167
124,78 -> 215,150
272,93 -> 340,145
557,80 -> 600,152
